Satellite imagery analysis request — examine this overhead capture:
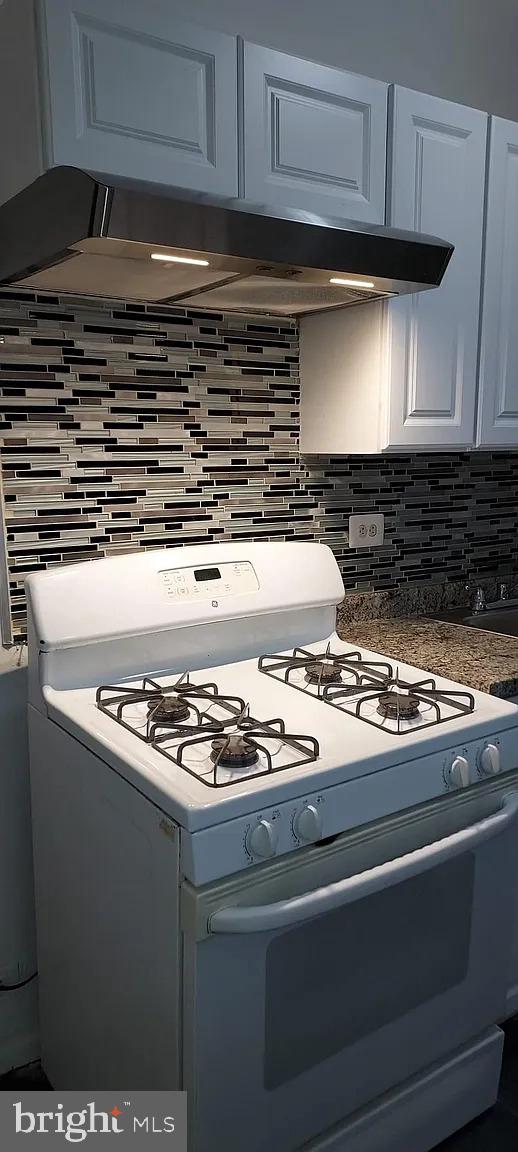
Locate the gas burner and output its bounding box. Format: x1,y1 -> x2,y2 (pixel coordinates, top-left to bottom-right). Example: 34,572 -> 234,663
259,644 -> 392,697
211,733 -> 259,769
324,671 -> 476,735
148,693 -> 190,724
376,690 -> 421,721
305,659 -> 343,685
96,673 -> 243,744
96,676 -> 319,787
156,711 -> 319,787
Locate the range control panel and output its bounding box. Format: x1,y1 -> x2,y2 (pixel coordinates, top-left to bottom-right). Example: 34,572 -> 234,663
160,560 -> 259,603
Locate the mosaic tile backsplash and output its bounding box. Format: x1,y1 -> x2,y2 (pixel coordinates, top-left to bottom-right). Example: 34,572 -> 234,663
1,289 -> 517,637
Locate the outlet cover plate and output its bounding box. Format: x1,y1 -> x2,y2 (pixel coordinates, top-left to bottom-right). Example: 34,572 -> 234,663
349,513 -> 385,548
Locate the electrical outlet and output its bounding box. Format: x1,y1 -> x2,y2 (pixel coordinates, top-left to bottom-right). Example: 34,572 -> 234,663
348,513 -> 385,548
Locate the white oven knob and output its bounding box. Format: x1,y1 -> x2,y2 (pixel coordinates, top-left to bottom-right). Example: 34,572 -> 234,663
294,804 -> 322,843
479,743 -> 501,776
448,755 -> 470,789
247,819 -> 278,860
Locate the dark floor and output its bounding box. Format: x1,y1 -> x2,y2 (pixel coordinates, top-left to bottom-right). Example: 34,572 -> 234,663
1,1022 -> 518,1148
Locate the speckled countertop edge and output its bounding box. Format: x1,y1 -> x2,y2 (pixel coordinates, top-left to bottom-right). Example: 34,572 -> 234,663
336,614 -> 518,699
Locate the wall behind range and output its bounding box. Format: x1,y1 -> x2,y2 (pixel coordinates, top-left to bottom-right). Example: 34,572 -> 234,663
1,289 -> 517,636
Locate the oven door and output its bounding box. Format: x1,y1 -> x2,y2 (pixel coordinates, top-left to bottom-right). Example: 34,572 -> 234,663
181,787 -> 518,1152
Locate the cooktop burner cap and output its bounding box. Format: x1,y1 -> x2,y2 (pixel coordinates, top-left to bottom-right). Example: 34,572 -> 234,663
210,733 -> 260,769
148,692 -> 190,724
305,658 -> 343,685
376,690 -> 421,721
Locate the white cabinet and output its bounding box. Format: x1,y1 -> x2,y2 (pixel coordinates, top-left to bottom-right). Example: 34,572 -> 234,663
0,1 -> 238,205
7,12 -> 518,454
40,0 -> 238,195
1,11 -> 387,217
385,88 -> 487,449
301,87 -> 488,453
241,42 -> 387,222
477,117 -> 518,447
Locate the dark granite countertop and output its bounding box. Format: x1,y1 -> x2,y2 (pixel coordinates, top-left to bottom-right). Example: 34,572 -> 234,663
337,615 -> 518,699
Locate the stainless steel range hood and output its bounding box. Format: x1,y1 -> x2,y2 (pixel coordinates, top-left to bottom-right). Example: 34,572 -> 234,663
0,167 -> 453,317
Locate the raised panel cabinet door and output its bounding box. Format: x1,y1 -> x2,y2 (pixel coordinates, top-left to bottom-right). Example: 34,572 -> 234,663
241,42 -> 387,222
384,87 -> 488,449
477,117 -> 518,447
40,0 -> 238,195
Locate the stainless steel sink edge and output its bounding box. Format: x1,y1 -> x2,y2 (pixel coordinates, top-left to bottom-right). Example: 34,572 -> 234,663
429,607 -> 518,639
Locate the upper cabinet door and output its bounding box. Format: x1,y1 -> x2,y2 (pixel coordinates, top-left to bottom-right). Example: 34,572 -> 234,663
40,0 -> 238,195
383,87 -> 487,449
241,42 -> 387,222
477,117 -> 518,447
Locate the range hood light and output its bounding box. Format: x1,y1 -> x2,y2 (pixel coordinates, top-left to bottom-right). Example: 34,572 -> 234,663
329,277 -> 375,290
151,252 -> 209,267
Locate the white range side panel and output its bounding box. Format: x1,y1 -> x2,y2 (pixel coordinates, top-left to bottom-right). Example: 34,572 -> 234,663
40,0 -> 238,196
29,705 -> 181,1090
0,648 -> 39,1074
241,41 -> 387,222
477,116 -> 518,447
383,86 -> 488,450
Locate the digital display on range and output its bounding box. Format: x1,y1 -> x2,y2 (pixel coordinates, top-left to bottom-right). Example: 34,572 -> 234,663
194,567 -> 221,582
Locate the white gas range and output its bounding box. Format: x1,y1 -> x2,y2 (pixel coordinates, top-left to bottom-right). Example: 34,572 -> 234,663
26,542 -> 518,1152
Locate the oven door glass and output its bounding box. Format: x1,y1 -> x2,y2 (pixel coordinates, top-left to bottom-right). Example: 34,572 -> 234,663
183,789 -> 518,1152
264,850 -> 473,1089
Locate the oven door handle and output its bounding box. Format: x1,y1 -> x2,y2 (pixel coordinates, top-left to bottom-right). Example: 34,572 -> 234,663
208,791 -> 518,935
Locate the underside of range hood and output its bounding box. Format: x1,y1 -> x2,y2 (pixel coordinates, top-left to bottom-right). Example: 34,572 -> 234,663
0,167 -> 454,317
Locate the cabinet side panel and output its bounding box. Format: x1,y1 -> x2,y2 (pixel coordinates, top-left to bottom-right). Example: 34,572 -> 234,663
300,304 -> 382,454
0,0 -> 43,205
29,706 -> 181,1089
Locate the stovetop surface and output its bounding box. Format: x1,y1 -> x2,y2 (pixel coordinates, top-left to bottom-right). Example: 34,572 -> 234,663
42,632 -> 518,831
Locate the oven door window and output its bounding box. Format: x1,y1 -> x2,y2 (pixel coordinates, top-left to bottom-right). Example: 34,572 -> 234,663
264,852 -> 473,1089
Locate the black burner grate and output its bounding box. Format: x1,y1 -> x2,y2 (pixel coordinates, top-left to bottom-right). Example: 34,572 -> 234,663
259,648 -> 476,733
259,643 -> 392,698
323,673 -> 475,734
96,674 -> 319,787
96,673 -> 241,743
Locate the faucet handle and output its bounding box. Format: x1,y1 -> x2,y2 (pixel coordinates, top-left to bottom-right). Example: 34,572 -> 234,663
472,586 -> 486,614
